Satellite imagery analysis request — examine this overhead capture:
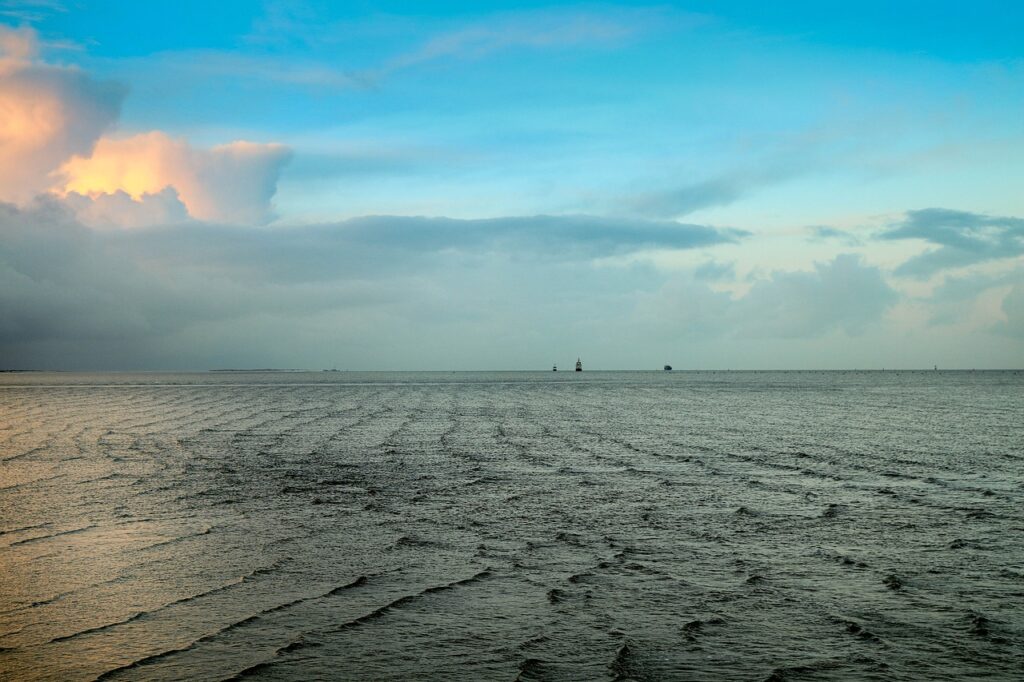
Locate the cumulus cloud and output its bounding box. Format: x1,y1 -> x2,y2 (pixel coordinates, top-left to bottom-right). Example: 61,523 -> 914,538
881,208 -> 1024,277
62,187 -> 191,229
0,25 -> 290,226
57,131 -> 292,225
0,25 -> 125,204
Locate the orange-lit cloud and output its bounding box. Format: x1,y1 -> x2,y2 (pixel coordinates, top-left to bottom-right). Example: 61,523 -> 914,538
58,132 -> 292,225
1,25 -> 290,227
0,26 -> 124,204
0,25 -> 37,67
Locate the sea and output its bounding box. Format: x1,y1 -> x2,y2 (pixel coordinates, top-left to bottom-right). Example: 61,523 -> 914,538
1,370 -> 1022,681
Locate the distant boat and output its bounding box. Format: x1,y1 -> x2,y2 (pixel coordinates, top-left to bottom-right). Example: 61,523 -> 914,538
664,365 -> 672,371
552,364 -> 557,372
575,358 -> 582,372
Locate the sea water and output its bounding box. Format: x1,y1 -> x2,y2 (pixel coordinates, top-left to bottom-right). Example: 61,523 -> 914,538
1,371 -> 1022,681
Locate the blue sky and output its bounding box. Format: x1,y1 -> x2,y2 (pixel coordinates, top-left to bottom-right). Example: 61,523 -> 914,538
0,2 -> 1022,368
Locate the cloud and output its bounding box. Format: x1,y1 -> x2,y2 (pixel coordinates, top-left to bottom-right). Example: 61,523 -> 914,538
737,254 -> 898,337
128,6 -> 686,94
0,23 -> 37,62
57,132 -> 292,225
0,201 -> 744,368
881,208 -> 1024,277
7,202 -> 1017,370
100,213 -> 746,285
808,225 -> 861,245
996,281 -> 1024,338
386,7 -> 667,72
622,142 -> 817,219
0,25 -> 290,226
136,50 -> 374,90
640,254 -> 898,340
0,1 -> 66,24
694,259 -> 735,281
627,176 -> 747,218
63,187 -> 190,229
0,25 -> 125,204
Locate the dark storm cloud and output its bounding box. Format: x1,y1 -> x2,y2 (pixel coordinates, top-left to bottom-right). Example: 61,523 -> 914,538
881,208 -> 1024,277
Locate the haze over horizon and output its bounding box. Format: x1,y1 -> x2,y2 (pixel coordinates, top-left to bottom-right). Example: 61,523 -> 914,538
1,1 -> 1022,370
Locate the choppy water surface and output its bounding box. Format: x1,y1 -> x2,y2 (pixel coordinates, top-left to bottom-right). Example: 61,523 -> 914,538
1,371 -> 1022,681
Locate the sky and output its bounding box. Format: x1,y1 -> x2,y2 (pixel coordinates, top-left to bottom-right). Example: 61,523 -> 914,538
1,1 -> 1022,370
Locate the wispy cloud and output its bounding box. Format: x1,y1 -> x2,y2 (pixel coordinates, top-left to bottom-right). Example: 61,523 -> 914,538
383,7 -> 676,72
0,0 -> 65,24
145,6 -> 688,91
136,49 -> 376,90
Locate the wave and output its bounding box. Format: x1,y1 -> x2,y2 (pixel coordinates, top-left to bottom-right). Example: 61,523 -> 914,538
211,571 -> 491,678
609,640 -> 649,681
514,657 -> 549,681
138,527 -> 213,552
222,637 -> 316,681
681,616 -> 726,641
46,560 -> 295,645
0,522 -> 50,537
89,575 -> 370,680
7,524 -> 98,548
764,659 -> 845,681
333,569 -> 492,631
833,617 -> 882,643
0,473 -> 65,493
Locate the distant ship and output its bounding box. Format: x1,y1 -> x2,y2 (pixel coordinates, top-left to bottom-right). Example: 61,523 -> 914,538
552,364 -> 557,372
664,365 -> 672,371
575,358 -> 582,372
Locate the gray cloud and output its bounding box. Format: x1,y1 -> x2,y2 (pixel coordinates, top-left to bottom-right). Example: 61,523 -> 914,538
0,202 -> 743,368
639,254 -> 898,341
628,176 -> 746,218
694,260 -> 735,281
808,225 -> 861,245
996,282 -> 1024,338
63,188 -> 191,229
881,208 -> 1024,277
104,213 -> 746,284
736,254 -> 897,338
623,147 -> 817,219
